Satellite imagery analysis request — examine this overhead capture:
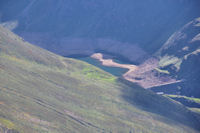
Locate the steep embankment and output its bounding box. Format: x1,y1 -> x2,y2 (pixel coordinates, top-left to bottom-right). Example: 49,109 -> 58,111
0,26 -> 200,132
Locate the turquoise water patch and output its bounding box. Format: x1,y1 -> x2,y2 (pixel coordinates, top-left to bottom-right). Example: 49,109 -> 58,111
77,57 -> 128,77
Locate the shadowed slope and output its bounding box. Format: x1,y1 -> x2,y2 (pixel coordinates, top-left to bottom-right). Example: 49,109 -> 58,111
152,17 -> 200,98
0,0 -> 200,62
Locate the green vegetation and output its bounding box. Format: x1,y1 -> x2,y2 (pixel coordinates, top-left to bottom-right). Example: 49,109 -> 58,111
78,57 -> 128,77
0,118 -> 16,129
166,95 -> 200,104
190,108 -> 200,114
158,55 -> 182,70
154,68 -> 170,74
184,48 -> 200,60
81,66 -> 116,82
0,26 -> 200,132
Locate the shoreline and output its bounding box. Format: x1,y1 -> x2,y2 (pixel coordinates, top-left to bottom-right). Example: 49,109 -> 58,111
90,53 -> 138,78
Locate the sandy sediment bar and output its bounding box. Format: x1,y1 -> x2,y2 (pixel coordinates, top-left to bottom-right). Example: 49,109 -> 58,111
91,53 -> 138,77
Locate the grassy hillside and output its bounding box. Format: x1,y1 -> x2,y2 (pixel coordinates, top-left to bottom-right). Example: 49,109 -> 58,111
0,26 -> 200,132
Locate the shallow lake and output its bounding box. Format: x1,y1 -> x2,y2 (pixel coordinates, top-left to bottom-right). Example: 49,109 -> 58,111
75,56 -> 129,77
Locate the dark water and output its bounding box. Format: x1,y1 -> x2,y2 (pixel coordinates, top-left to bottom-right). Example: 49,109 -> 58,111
75,56 -> 129,77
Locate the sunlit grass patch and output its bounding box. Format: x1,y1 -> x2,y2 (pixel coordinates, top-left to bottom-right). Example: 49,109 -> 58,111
154,68 -> 170,74
165,94 -> 200,104
81,66 -> 116,82
159,55 -> 182,70
0,118 -> 16,129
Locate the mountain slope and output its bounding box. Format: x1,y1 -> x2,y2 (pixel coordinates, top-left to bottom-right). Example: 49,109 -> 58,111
153,17 -> 200,98
118,17 -> 200,108
0,0 -> 200,62
0,26 -> 200,132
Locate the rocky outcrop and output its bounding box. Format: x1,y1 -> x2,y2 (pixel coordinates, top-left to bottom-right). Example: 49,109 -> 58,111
153,17 -> 200,97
